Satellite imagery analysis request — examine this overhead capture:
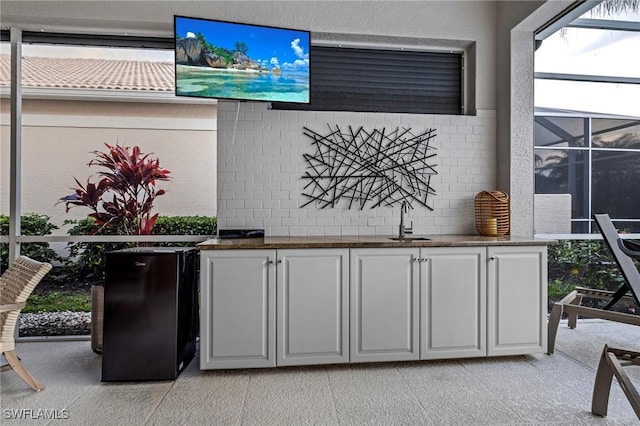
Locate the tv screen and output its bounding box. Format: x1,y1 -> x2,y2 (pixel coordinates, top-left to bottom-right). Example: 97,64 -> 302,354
174,15 -> 310,103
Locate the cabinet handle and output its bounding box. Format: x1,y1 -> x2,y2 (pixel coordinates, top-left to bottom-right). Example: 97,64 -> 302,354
413,258 -> 420,263
421,258 -> 429,262
276,260 -> 282,264
267,260 -> 274,265
489,256 -> 497,261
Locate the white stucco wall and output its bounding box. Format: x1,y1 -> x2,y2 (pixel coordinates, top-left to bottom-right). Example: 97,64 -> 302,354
534,194 -> 572,234
0,99 -> 217,235
507,0 -> 574,236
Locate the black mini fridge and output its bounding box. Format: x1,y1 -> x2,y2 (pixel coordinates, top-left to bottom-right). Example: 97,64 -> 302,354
101,247 -> 198,381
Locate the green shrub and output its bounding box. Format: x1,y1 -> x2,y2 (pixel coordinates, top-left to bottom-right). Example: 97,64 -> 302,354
548,239 -> 629,295
64,217 -> 134,283
64,215 -> 216,283
548,278 -> 574,300
0,214 -> 60,271
152,216 -> 217,248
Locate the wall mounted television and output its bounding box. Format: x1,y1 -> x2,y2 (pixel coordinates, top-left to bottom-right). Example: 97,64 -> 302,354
174,15 -> 310,103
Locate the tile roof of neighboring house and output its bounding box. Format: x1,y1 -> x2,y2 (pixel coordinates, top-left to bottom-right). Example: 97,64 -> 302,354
0,54 -> 174,92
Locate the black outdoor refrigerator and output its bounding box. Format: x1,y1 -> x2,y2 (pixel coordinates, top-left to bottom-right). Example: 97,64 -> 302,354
101,248 -> 199,381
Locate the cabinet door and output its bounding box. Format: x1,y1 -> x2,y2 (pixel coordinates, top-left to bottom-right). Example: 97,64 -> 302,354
487,246 -> 547,356
421,247 -> 486,359
200,250 -> 276,369
350,248 -> 420,362
277,249 -> 349,366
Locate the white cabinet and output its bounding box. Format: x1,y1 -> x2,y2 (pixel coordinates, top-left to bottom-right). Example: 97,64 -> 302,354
277,249 -> 349,366
199,242 -> 549,369
200,248 -> 348,369
200,250 -> 276,369
350,248 -> 420,362
420,247 -> 486,360
487,246 -> 547,356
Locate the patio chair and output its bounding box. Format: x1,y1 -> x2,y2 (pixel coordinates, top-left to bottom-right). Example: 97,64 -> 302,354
1,256 -> 52,391
547,213 -> 640,354
592,240 -> 640,418
619,239 -> 640,260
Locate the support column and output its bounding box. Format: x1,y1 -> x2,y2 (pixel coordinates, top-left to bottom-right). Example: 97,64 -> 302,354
9,27 -> 22,264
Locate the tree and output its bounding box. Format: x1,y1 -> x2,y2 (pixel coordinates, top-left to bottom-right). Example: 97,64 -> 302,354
195,32 -> 207,46
559,0 -> 640,38
591,0 -> 640,17
58,143 -> 171,235
234,41 -> 249,55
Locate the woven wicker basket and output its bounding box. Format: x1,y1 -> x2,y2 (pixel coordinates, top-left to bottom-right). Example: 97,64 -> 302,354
474,191 -> 510,236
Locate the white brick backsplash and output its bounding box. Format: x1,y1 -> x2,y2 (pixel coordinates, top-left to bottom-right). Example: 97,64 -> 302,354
280,200 -> 299,210
359,226 -> 377,236
290,227 -> 308,236
299,217 -> 317,227
263,181 -> 281,191
262,163 -> 281,173
270,226 -> 289,235
217,101 -> 497,236
226,200 -> 244,209
341,226 -> 359,235
264,218 -> 284,227
307,209 -> 326,218
254,209 -> 271,218
351,217 -> 369,226
271,191 -> 289,200
272,209 -> 291,218
235,209 -> 254,218
282,218 -> 299,227
290,209 -> 308,218
226,218 -> 246,227
313,217 -> 332,226
334,217 -> 352,226
223,183 -> 244,193
245,199 -> 263,209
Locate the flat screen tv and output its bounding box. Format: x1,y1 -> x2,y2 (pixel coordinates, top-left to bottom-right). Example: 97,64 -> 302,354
174,15 -> 310,103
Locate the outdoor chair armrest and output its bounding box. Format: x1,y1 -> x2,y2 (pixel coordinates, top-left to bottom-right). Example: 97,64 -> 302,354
619,239 -> 640,260
0,302 -> 26,313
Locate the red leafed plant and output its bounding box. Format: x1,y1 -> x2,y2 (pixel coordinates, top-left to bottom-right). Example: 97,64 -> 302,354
58,143 -> 171,235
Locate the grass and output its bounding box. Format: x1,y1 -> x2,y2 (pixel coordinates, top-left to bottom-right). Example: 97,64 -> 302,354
24,291 -> 91,313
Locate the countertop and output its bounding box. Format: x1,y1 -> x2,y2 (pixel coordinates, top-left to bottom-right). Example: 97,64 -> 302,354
196,234 -> 556,250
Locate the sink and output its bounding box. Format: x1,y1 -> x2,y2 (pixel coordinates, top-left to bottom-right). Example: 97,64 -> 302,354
389,237 -> 431,242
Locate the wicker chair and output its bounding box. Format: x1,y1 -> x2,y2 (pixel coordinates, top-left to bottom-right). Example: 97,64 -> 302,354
1,256 -> 52,391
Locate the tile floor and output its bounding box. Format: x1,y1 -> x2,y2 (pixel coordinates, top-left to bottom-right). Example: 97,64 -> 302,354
2,319 -> 640,425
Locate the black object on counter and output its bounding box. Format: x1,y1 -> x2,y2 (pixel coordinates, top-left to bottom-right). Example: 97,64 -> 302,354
101,247 -> 198,381
218,228 -> 265,239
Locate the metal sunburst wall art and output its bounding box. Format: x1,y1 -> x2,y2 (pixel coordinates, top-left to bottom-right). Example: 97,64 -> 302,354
301,124 -> 438,210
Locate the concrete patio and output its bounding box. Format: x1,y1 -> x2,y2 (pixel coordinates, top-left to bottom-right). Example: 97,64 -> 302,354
2,319 -> 640,425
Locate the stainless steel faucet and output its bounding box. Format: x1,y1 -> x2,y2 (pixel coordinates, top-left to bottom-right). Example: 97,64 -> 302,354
399,201 -> 413,238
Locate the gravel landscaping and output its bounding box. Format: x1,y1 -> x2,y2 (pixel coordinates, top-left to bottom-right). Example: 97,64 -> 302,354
19,311 -> 91,337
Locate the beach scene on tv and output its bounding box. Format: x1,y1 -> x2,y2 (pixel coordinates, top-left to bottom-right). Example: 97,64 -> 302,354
175,16 -> 310,103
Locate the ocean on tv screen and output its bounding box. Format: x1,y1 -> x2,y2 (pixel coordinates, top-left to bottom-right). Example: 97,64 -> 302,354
176,64 -> 310,103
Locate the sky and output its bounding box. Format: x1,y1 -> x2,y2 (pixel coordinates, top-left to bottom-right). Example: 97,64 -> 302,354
534,8 -> 640,117
175,16 -> 309,71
